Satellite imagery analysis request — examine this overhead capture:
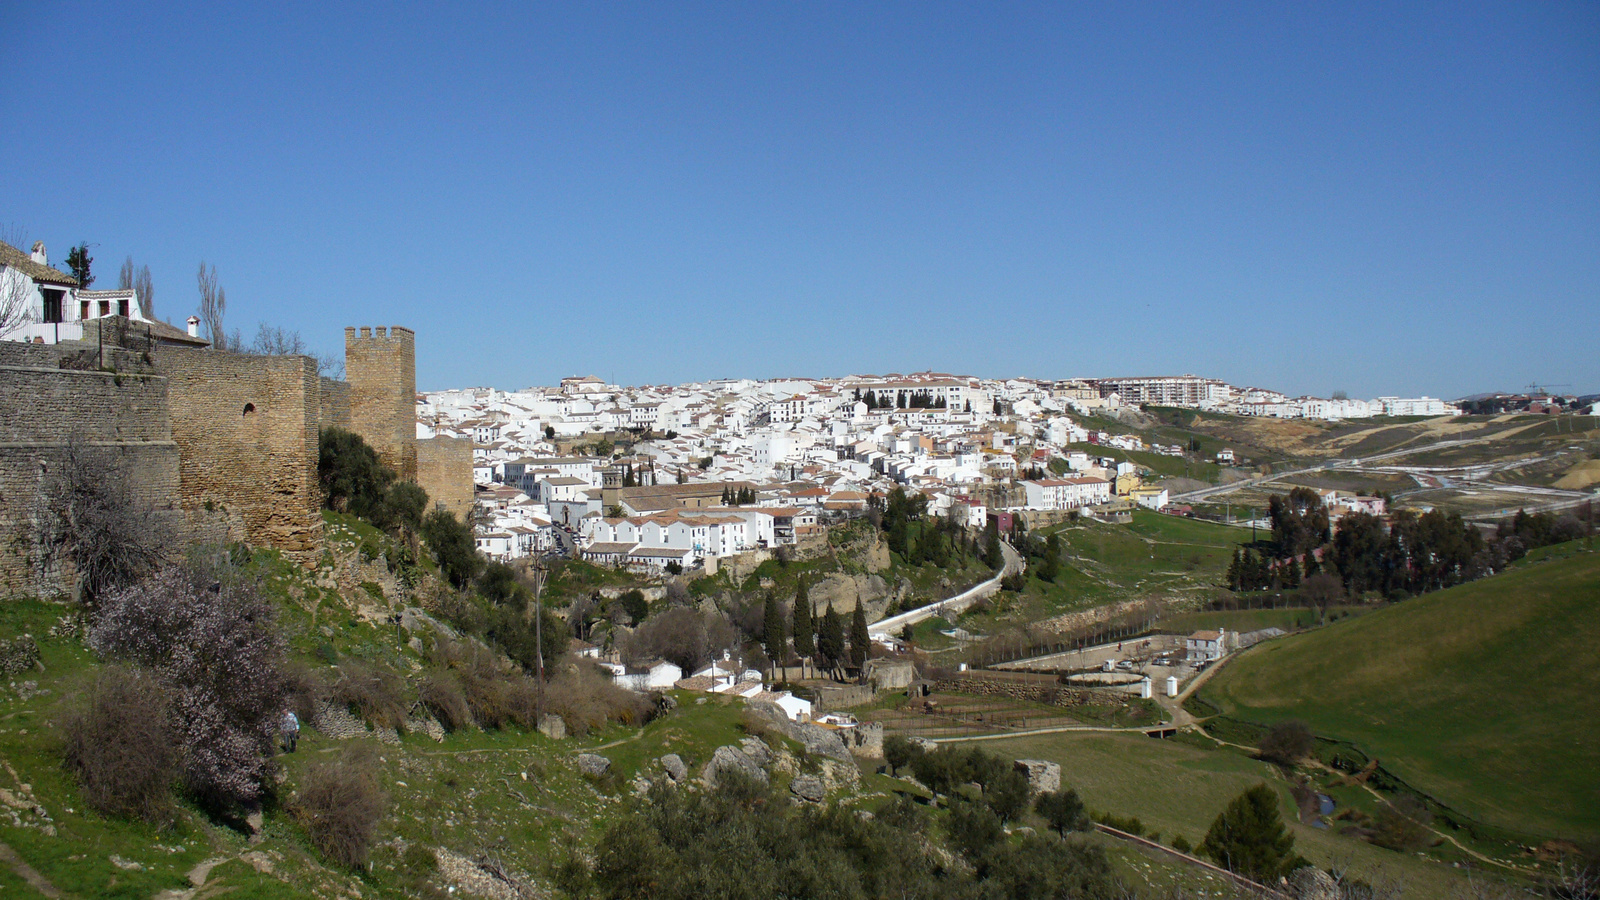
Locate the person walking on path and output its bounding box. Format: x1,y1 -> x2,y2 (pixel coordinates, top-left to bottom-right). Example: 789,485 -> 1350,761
281,709 -> 300,753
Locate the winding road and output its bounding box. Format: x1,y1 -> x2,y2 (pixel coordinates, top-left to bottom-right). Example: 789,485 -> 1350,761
868,540 -> 1023,638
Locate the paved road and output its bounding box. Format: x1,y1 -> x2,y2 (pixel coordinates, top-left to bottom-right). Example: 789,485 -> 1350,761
869,540 -> 1022,638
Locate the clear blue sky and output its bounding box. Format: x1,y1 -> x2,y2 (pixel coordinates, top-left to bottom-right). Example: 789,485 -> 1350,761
5,2 -> 1596,398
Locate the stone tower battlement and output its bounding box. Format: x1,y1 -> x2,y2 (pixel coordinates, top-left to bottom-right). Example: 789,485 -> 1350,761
345,326 -> 417,480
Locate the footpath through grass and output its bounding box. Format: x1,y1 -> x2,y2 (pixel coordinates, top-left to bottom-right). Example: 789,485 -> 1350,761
1199,548 -> 1600,842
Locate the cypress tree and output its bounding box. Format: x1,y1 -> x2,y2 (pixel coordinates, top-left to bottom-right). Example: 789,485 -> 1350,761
1281,556 -> 1301,589
819,602 -> 845,679
849,601 -> 870,672
791,580 -> 815,677
763,591 -> 787,678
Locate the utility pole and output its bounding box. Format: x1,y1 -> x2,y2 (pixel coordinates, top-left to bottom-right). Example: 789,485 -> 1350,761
531,563 -> 548,727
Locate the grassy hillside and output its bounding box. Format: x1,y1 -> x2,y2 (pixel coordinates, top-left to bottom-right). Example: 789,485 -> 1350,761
975,731 -> 1486,900
1198,548 -> 1600,841
954,510 -> 1240,631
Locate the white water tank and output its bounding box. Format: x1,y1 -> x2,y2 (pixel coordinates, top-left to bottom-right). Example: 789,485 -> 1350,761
1166,676 -> 1179,698
1139,677 -> 1152,699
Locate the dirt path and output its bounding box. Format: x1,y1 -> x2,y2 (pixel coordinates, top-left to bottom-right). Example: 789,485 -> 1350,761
0,840 -> 68,898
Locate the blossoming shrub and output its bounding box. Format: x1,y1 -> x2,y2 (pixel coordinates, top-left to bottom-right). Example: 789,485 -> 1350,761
88,567 -> 288,812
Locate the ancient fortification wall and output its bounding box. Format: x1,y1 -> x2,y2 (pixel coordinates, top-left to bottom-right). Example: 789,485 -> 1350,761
1,323 -> 473,596
417,436 -> 474,523
156,348 -> 323,562
319,376 -> 351,431
345,326 -> 416,481
0,341 -> 184,597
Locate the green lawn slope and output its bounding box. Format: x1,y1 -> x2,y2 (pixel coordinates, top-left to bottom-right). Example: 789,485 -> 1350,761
1199,548 -> 1600,841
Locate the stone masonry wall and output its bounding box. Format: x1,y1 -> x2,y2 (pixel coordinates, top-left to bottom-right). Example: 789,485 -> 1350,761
931,676 -> 1098,708
416,436 -> 474,523
345,326 -> 416,480
319,376 -> 351,431
0,341 -> 185,597
156,348 -> 323,563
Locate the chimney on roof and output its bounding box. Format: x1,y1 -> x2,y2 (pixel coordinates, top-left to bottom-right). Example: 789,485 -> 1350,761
186,316 -> 200,338
29,242 -> 46,265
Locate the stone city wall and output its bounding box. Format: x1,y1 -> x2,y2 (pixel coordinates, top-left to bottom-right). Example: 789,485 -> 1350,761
0,341 -> 186,597
319,376 -> 351,431
417,435 -> 474,523
345,326 -> 416,480
156,347 -> 323,563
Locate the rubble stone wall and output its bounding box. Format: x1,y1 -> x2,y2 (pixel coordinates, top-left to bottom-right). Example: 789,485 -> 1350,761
345,326 -> 416,480
416,435 -> 474,523
157,347 -> 323,562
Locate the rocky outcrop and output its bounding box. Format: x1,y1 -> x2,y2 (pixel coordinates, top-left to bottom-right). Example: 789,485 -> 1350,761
701,745 -> 769,787
577,753 -> 611,777
1288,867 -> 1338,900
658,754 -> 688,783
807,573 -> 890,616
1014,759 -> 1061,795
537,715 -> 566,740
790,775 -> 825,803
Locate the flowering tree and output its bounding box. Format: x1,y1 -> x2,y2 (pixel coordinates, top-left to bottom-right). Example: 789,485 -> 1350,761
89,567 -> 288,811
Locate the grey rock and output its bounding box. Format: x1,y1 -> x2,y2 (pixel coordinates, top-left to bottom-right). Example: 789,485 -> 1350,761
538,715 -> 567,740
790,775 -> 825,802
1289,867 -> 1339,900
908,736 -> 939,754
1014,759 -> 1061,795
659,753 -> 688,783
746,702 -> 854,764
577,753 -> 611,777
739,737 -> 773,768
701,745 -> 769,787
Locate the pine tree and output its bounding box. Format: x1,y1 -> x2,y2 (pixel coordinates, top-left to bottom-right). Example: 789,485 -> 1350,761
65,243 -> 94,289
849,601 -> 870,672
762,591 -> 787,679
1227,549 -> 1243,591
791,580 -> 815,677
818,602 -> 845,680
1199,784 -> 1302,884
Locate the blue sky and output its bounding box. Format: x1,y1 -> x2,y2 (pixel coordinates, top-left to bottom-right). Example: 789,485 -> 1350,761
5,2 -> 1596,397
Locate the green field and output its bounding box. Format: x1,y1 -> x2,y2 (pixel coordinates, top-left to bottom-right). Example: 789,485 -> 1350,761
1157,606 -> 1325,634
1198,549 -> 1600,841
957,511 -> 1241,630
971,731 -> 1485,900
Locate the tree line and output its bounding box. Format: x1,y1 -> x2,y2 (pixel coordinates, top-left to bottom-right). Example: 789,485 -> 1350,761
1230,488 -> 1594,606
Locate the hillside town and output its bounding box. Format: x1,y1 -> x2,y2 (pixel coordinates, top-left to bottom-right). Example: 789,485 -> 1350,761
418,372 -> 1465,572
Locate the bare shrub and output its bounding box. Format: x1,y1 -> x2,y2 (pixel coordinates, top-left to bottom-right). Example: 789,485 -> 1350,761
330,662 -> 408,729
424,637 -> 542,730
89,567 -> 287,811
282,661 -> 324,723
1370,795 -> 1436,852
544,665 -> 652,736
460,666 -> 539,729
293,745 -> 387,869
60,667 -> 177,824
418,670 -> 473,732
35,442 -> 174,605
1258,719 -> 1315,767
623,606 -> 739,672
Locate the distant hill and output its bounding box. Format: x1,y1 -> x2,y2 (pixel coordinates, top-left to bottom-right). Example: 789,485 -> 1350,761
1199,547 -> 1600,842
